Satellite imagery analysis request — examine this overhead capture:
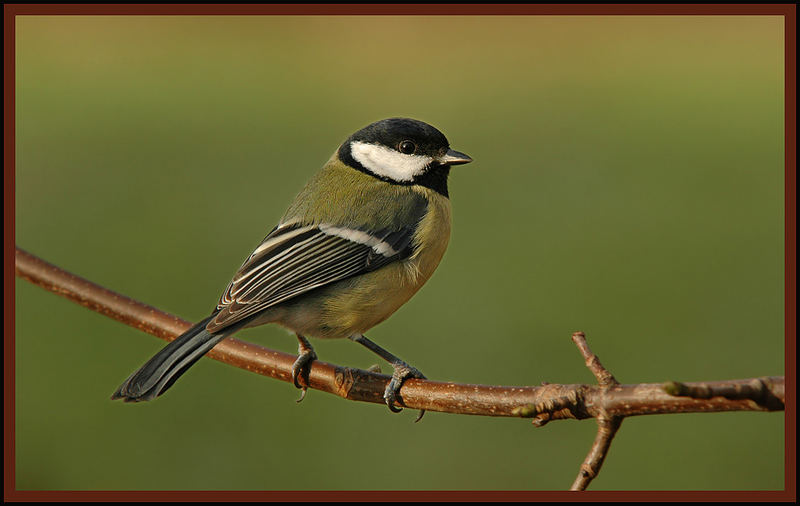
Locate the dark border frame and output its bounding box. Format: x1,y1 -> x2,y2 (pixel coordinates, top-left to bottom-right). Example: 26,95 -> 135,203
4,3 -> 795,501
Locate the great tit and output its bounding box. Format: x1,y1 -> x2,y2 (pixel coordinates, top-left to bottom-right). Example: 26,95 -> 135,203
112,118 -> 472,416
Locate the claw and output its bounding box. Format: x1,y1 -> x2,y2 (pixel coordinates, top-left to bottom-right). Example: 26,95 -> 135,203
348,334 -> 427,421
384,361 -> 426,419
291,335 -> 317,402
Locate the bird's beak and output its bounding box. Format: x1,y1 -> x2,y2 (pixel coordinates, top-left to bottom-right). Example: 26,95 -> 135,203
441,149 -> 473,166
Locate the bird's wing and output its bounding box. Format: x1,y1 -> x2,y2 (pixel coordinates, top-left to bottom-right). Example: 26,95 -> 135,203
206,220 -> 421,333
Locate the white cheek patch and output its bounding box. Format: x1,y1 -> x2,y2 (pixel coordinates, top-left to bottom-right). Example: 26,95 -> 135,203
350,141 -> 433,182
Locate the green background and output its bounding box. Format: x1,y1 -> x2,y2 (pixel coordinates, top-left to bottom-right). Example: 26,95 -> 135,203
15,15 -> 785,491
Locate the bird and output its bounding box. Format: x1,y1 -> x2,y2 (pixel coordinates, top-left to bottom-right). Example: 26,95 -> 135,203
111,117 -> 472,418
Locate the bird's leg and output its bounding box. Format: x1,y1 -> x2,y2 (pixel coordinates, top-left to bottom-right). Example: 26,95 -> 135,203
291,334 -> 317,402
348,334 -> 426,421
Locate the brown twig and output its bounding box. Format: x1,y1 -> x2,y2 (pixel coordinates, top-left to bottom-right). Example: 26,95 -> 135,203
569,332 -> 622,491
572,331 -> 618,387
14,246 -> 786,489
572,414 -> 623,491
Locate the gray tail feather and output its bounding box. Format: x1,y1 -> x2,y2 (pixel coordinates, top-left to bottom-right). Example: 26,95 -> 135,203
111,315 -> 227,402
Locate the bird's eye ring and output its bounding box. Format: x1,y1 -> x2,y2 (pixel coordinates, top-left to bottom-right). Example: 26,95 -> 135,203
398,140 -> 416,155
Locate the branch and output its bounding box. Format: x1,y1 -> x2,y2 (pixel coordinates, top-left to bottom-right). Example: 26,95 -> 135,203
14,246 -> 785,490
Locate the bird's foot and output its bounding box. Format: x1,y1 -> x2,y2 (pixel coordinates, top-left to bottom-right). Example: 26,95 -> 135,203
348,333 -> 427,421
292,334 -> 317,403
386,361 -> 427,422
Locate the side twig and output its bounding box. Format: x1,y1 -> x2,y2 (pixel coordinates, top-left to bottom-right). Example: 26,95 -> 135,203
570,332 -> 622,491
14,246 -> 785,490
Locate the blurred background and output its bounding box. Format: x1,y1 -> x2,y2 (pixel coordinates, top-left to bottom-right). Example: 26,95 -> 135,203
15,15 -> 784,491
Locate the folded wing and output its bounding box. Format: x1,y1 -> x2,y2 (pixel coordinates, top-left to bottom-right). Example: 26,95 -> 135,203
207,219 -> 421,333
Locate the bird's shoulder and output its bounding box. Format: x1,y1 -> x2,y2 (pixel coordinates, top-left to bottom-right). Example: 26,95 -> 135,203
280,156 -> 430,231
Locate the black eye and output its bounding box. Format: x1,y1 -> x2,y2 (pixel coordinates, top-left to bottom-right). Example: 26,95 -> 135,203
398,140 -> 416,154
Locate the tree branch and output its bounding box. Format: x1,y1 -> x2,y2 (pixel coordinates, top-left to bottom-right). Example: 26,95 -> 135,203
14,246 -> 785,490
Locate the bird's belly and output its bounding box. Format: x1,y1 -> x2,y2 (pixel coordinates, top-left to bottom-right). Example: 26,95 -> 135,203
273,257 -> 432,339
